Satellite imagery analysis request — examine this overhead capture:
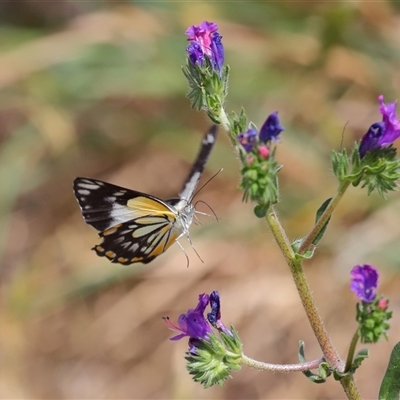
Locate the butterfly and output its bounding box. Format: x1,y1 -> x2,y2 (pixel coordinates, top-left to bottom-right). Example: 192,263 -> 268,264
73,125 -> 218,265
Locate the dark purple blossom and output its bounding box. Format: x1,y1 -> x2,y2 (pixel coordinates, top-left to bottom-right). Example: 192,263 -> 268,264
164,293 -> 212,341
259,111 -> 285,143
186,21 -> 224,73
350,264 -> 379,303
359,95 -> 400,158
207,291 -> 232,336
237,128 -> 257,152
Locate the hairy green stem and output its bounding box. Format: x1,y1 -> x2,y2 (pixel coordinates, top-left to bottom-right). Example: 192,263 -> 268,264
217,105 -> 231,133
241,354 -> 324,373
265,206 -> 361,400
297,180 -> 351,255
264,207 -> 295,264
345,331 -> 360,372
340,376 -> 362,400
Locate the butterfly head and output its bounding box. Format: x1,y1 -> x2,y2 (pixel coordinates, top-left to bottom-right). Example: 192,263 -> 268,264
167,198 -> 196,235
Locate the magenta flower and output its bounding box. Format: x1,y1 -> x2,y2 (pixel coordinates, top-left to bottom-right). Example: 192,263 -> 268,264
186,21 -> 224,74
350,264 -> 379,302
359,95 -> 400,157
164,293 -> 212,341
259,111 -> 285,143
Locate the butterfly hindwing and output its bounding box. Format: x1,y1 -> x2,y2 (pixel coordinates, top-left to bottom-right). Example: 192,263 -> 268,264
94,212 -> 180,265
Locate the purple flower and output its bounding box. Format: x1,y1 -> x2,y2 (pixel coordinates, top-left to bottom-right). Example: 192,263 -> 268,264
207,291 -> 232,336
186,21 -> 224,73
359,95 -> 400,158
350,264 -> 379,302
165,291 -> 231,353
164,293 -> 212,341
237,128 -> 257,152
259,111 -> 285,143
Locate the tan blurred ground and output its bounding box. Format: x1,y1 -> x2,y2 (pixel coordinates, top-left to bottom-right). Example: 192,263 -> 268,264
1,2 -> 400,399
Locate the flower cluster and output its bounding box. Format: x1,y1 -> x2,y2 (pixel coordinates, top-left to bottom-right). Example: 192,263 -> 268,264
183,21 -> 228,119
237,112 -> 284,215
237,112 -> 284,156
164,291 -> 242,387
350,264 -> 392,343
186,21 -> 224,75
332,95 -> 400,197
359,95 -> 400,158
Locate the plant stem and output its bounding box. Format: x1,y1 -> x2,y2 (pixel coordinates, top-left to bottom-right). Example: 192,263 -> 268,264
297,180 -> 351,255
241,354 -> 324,373
290,257 -> 344,371
265,206 -> 362,399
264,207 -> 295,264
345,330 -> 360,372
217,105 -> 231,133
340,376 -> 362,400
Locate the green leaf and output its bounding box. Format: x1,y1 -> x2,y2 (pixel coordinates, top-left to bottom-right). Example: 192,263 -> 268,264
312,198 -> 332,245
298,341 -> 331,383
333,349 -> 369,380
379,342 -> 400,400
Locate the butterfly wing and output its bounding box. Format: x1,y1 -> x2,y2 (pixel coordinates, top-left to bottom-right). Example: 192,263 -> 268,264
74,125 -> 218,265
73,178 -> 181,264
177,125 -> 218,203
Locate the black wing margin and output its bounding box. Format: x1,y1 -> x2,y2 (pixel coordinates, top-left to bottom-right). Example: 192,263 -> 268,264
178,125 -> 218,202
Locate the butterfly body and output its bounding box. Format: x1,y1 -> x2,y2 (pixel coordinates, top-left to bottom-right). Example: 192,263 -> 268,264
73,125 -> 217,265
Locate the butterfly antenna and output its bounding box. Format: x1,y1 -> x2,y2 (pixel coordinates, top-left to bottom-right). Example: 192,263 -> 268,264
192,168 -> 223,201
194,199 -> 220,222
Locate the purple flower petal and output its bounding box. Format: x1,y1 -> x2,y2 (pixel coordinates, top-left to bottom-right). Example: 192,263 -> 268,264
350,264 -> 379,302
164,293 -> 212,342
237,128 -> 257,152
259,111 -> 284,143
207,291 -> 232,336
185,21 -> 224,74
359,95 -> 400,157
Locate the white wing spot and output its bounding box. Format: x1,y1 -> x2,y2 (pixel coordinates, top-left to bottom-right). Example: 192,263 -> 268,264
77,182 -> 101,190
80,197 -> 86,202
205,133 -> 215,143
77,189 -> 90,195
119,230 -> 133,235
129,243 -> 139,252
84,205 -> 91,210
105,196 -> 116,203
114,191 -> 127,196
113,236 -> 125,244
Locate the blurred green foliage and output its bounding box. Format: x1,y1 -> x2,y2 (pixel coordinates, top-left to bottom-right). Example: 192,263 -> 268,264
1,1 -> 400,399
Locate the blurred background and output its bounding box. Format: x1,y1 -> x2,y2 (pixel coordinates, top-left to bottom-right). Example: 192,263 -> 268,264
1,1 -> 400,399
